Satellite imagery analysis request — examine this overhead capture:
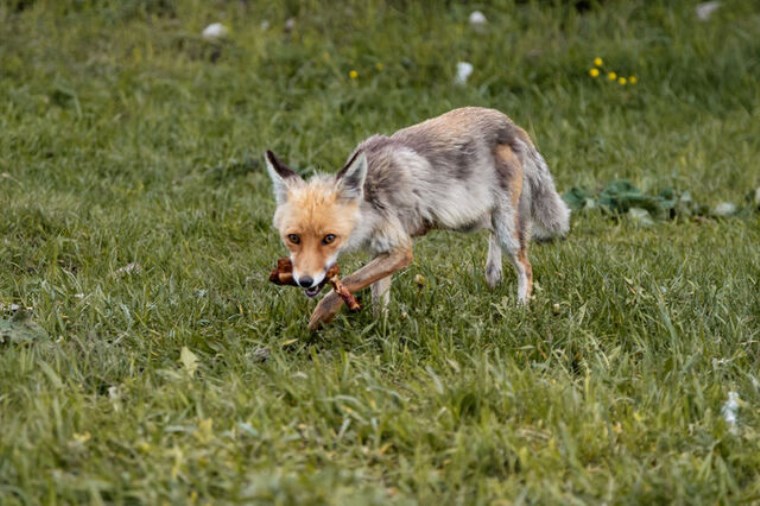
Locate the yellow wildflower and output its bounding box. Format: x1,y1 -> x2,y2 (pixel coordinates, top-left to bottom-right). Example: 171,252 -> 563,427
589,68 -> 600,78
375,62 -> 384,71
629,75 -> 638,85
607,71 -> 617,81
349,70 -> 359,79
593,57 -> 603,67
618,77 -> 627,85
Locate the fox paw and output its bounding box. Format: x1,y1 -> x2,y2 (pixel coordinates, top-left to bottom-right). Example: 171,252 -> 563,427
308,291 -> 345,331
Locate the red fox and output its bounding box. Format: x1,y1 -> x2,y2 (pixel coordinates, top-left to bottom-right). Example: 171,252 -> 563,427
265,107 -> 570,330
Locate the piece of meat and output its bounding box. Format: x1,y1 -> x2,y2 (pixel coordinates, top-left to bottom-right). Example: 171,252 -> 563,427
268,257 -> 296,286
328,273 -> 361,312
268,258 -> 361,311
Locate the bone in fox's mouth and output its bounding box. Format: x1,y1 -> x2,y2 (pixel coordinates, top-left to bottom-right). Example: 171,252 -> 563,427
304,285 -> 323,298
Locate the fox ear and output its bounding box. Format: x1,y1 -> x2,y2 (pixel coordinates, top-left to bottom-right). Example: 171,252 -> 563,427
265,150 -> 301,204
336,151 -> 367,202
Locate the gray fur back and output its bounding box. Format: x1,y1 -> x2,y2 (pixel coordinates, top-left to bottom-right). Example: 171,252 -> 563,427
345,107 -> 569,249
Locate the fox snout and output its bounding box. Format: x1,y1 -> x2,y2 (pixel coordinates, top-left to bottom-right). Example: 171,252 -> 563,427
295,275 -> 315,288
291,261 -> 334,298
291,268 -> 327,289
288,245 -> 336,290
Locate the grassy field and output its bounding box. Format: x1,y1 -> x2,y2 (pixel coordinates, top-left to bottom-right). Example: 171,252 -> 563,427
1,0 -> 759,504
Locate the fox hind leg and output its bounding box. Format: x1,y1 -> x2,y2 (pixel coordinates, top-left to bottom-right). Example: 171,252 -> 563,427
485,233 -> 502,288
493,206 -> 533,303
515,233 -> 533,302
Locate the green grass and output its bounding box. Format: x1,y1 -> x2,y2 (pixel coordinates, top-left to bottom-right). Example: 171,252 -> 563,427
1,0 -> 759,504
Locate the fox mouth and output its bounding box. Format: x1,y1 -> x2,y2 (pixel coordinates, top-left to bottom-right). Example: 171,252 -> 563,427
304,284 -> 324,298
302,265 -> 336,298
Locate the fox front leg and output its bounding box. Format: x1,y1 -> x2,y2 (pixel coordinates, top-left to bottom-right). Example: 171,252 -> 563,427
308,290 -> 345,330
308,248 -> 413,331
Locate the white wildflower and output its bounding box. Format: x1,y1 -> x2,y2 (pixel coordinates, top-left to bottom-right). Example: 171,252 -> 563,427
696,2 -> 721,21
469,11 -> 487,29
455,62 -> 474,85
721,391 -> 740,434
713,202 -> 737,217
202,23 -> 229,40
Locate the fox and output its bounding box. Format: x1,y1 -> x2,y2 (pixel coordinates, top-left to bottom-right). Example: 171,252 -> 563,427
265,107 -> 570,330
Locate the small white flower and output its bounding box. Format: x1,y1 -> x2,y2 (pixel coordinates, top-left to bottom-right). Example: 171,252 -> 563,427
202,23 -> 229,40
721,391 -> 740,434
455,61 -> 474,85
469,10 -> 487,27
696,1 -> 721,21
713,202 -> 737,217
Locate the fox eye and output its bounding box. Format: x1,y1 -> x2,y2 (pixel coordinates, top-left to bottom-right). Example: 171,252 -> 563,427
287,234 -> 300,244
322,234 -> 336,245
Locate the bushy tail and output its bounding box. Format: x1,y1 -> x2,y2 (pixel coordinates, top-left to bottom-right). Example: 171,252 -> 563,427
519,142 -> 570,241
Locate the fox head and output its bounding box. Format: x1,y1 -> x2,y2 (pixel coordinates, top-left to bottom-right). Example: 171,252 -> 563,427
265,150 -> 367,296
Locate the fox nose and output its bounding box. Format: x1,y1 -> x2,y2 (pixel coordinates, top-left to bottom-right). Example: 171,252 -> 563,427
297,276 -> 314,288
